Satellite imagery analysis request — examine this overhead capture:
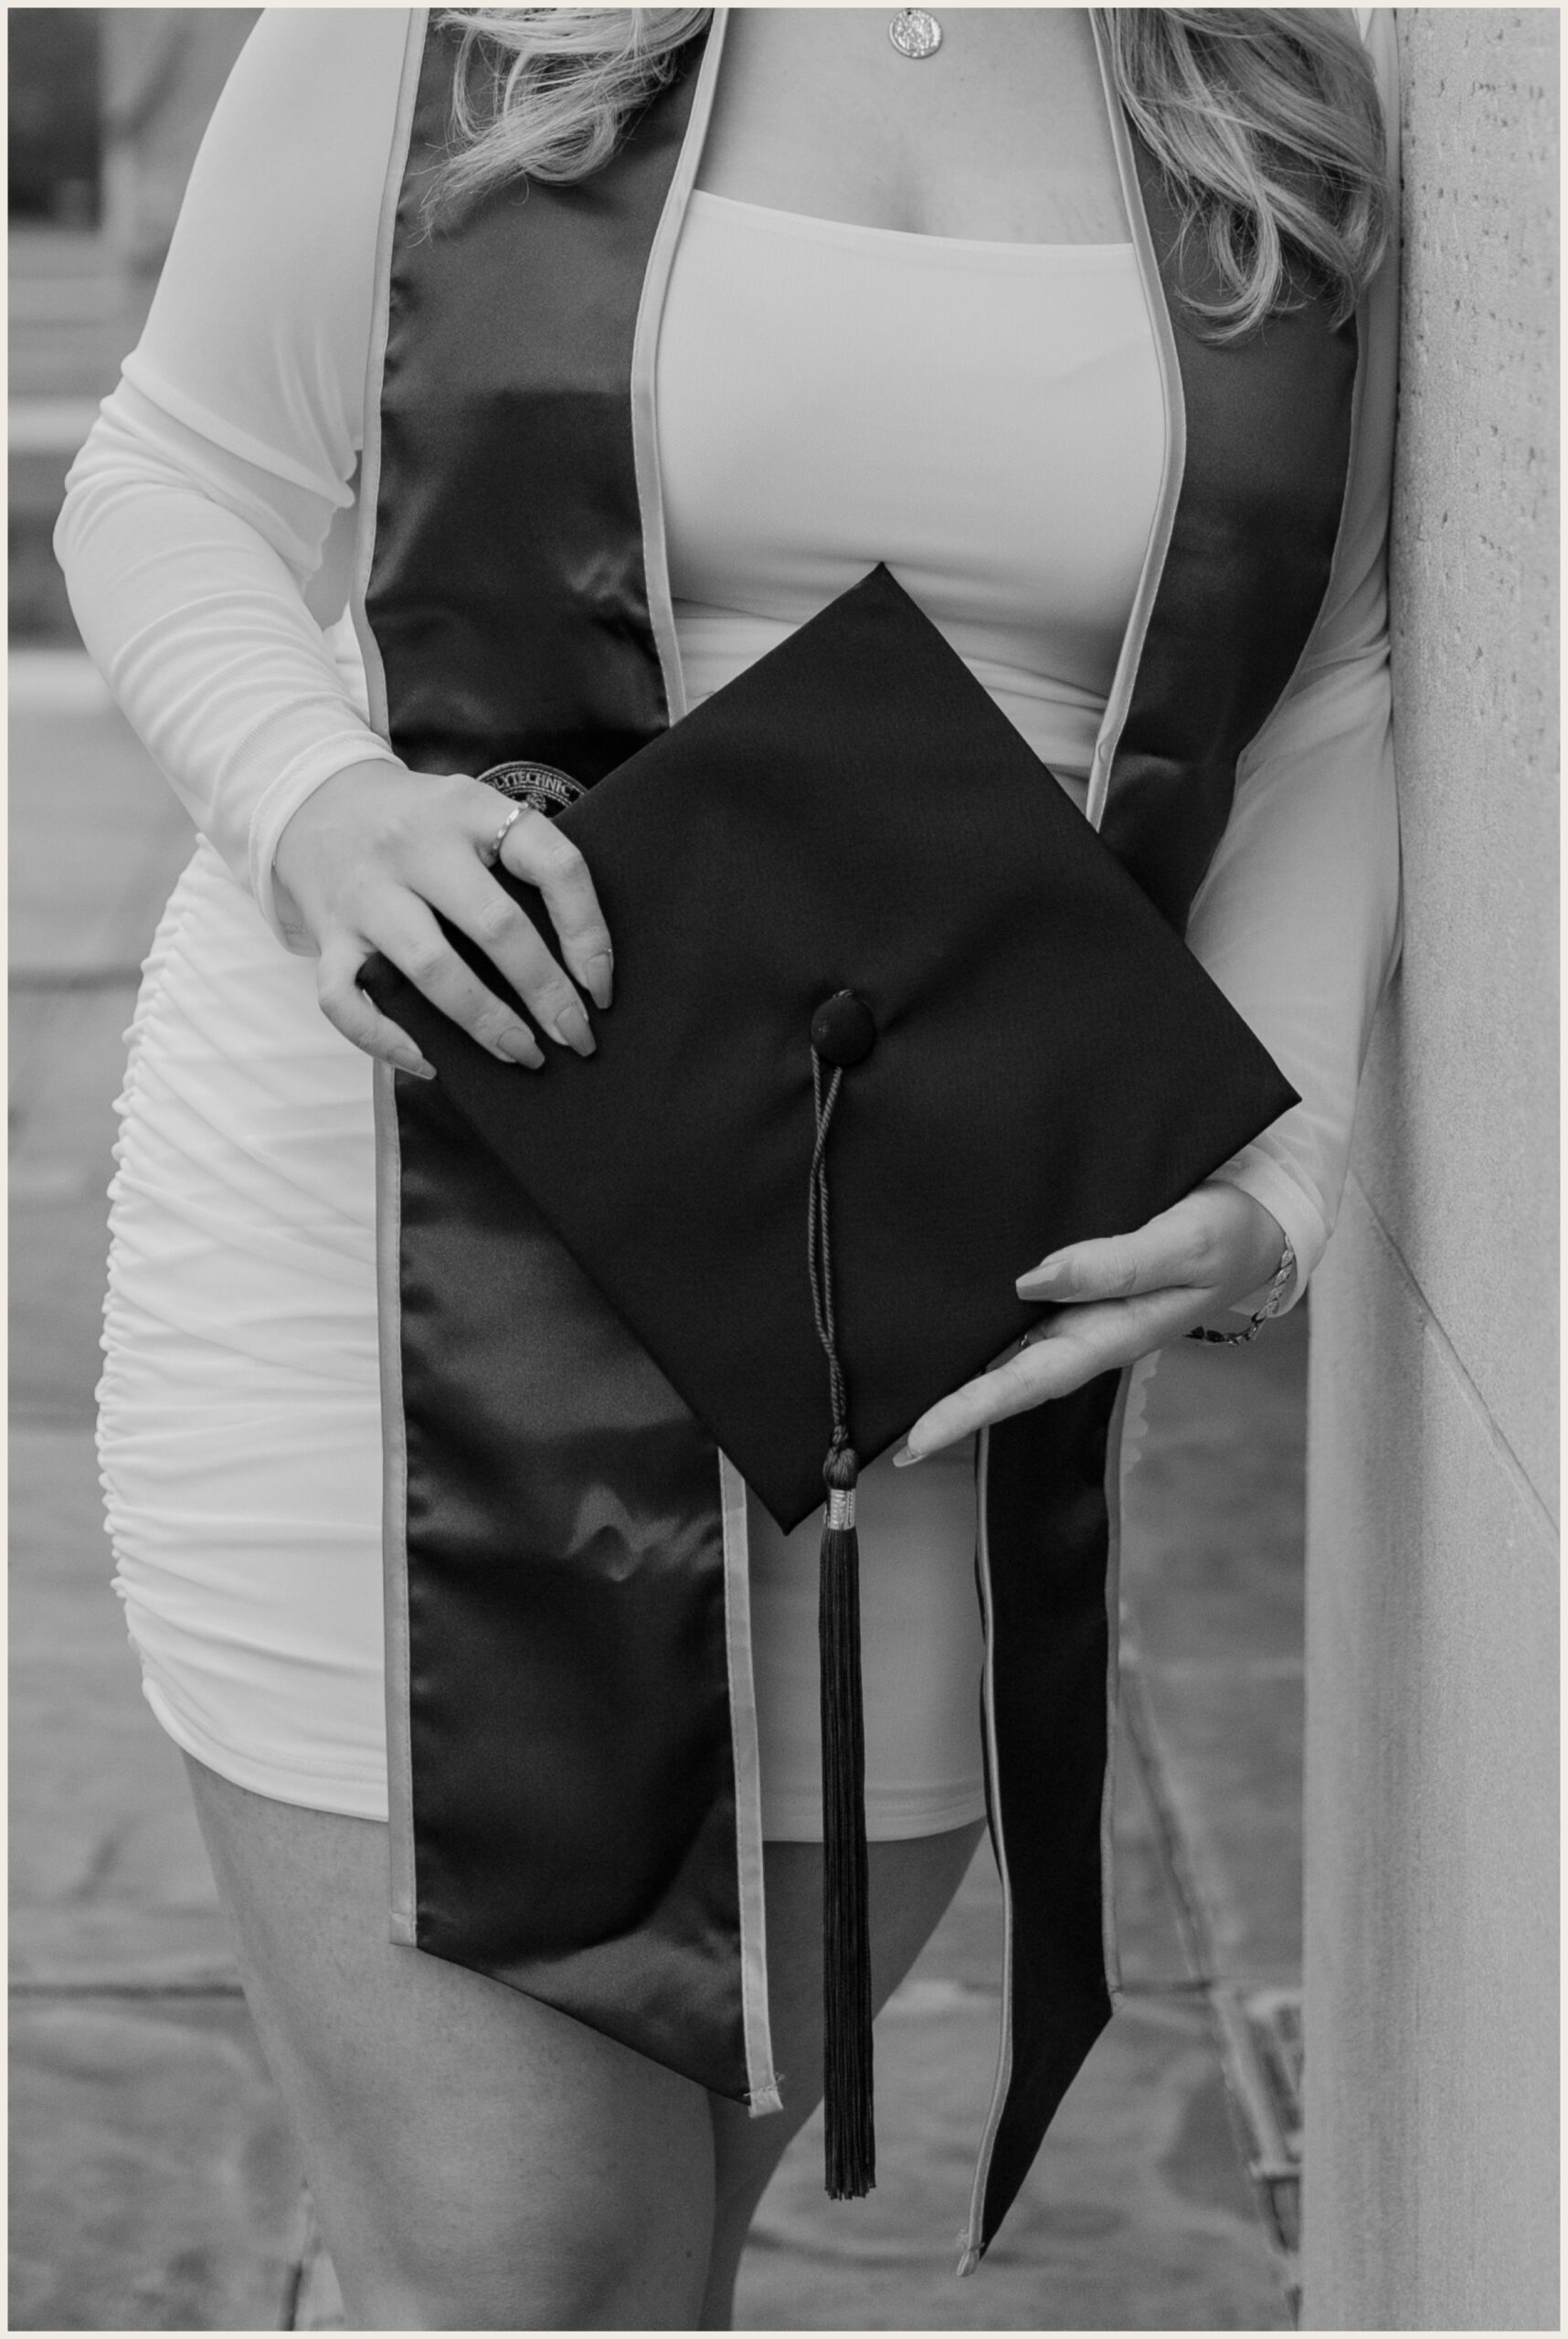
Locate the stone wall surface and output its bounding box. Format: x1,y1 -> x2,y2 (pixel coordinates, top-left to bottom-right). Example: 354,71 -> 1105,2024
1302,11 -> 1559,2331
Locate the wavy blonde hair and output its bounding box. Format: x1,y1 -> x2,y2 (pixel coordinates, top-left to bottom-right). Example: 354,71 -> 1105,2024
434,7 -> 1387,339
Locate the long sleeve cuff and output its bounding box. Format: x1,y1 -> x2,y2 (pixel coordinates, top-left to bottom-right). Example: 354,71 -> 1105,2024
247,737 -> 404,951
1206,1140 -> 1329,1316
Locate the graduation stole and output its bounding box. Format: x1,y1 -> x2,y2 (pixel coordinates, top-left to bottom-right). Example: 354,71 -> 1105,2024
357,7 -> 1356,2262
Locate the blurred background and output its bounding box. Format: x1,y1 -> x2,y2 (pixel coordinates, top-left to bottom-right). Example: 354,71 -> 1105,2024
11,6 -> 260,638
7,8 -> 1556,2334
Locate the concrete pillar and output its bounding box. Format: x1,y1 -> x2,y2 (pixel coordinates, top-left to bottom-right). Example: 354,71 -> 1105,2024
1302,12 -> 1558,2329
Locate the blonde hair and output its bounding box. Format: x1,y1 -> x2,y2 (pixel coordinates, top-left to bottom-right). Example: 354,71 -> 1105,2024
434,7 -> 1388,339
438,8 -> 711,198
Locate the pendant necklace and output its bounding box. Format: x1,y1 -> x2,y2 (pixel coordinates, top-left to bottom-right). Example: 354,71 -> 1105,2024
888,7 -> 943,59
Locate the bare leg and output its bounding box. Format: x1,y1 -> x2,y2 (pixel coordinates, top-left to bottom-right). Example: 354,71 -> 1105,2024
700,1823 -> 987,2330
185,1755 -> 717,2330
185,1754 -> 984,2330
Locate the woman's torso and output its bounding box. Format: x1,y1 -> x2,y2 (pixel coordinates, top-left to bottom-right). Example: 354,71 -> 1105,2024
659,187 -> 1162,781
662,7 -> 1163,780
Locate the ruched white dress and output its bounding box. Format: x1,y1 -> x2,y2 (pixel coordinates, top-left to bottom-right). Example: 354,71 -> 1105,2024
57,10 -> 1398,1835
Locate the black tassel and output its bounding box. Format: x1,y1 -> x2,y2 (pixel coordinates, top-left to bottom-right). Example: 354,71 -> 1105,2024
805,1019 -> 878,2199
820,1442 -> 874,2199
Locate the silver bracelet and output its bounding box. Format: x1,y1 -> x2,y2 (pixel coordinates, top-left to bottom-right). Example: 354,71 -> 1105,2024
1185,1236 -> 1297,1347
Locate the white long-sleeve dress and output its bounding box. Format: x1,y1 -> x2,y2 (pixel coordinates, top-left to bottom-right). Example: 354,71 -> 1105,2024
58,7 -> 1400,1830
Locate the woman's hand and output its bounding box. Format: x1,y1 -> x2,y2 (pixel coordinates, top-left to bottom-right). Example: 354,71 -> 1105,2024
895,1182 -> 1288,1464
273,760 -> 614,1079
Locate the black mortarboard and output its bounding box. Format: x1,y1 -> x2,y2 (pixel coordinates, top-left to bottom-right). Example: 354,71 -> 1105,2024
362,563 -> 1295,2189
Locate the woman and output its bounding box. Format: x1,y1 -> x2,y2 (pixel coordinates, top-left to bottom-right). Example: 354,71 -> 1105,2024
58,7 -> 1398,2327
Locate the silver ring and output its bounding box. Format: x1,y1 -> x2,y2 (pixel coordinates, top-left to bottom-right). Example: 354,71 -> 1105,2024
482,803 -> 524,868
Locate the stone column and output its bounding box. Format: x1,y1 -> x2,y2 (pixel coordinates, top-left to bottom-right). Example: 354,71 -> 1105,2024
1302,12 -> 1558,2329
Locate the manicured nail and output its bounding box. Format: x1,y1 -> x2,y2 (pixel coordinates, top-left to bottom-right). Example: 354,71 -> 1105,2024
496,1030 -> 544,1068
549,1000 -> 596,1057
396,1054 -> 437,1082
892,1444 -> 923,1468
584,951 -> 614,1011
1017,1260 -> 1064,1293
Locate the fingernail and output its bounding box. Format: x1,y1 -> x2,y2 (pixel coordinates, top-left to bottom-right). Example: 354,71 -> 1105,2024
397,1055 -> 437,1082
549,1000 -> 596,1057
584,951 -> 614,1011
1017,1262 -> 1063,1293
892,1444 -> 922,1468
496,1030 -> 544,1068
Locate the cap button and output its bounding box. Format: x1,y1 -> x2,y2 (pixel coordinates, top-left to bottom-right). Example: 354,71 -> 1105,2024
811,990 -> 876,1068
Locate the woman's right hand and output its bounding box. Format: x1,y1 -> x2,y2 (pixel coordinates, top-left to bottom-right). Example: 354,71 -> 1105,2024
272,759 -> 614,1079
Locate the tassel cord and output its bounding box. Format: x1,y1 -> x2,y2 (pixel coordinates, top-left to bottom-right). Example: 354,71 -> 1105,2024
808,1046 -> 875,2199
808,1054 -> 849,1456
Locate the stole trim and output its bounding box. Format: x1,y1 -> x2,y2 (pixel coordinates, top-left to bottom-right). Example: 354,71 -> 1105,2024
349,5 -> 426,757
1084,12 -> 1188,833
629,11 -> 730,725
375,1061 -> 418,1944
1098,1367 -> 1137,1999
363,7 -> 429,1951
625,4 -> 779,2119
957,1424 -> 1016,2276
718,1452 -> 783,2116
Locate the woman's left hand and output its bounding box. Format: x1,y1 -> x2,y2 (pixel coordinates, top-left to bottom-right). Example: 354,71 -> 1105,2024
895,1181 -> 1287,1464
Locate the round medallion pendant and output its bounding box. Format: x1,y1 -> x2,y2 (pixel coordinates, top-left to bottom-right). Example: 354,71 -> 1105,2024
888,7 -> 942,59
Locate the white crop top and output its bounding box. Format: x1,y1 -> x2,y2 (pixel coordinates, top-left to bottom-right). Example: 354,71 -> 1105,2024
661,191 -> 1162,783
54,7 -> 1404,1305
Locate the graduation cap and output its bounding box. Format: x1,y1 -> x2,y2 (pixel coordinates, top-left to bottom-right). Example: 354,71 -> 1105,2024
361,563 -> 1296,2193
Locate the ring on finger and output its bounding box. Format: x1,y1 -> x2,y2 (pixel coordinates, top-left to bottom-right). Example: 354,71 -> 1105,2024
481,803 -> 524,869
